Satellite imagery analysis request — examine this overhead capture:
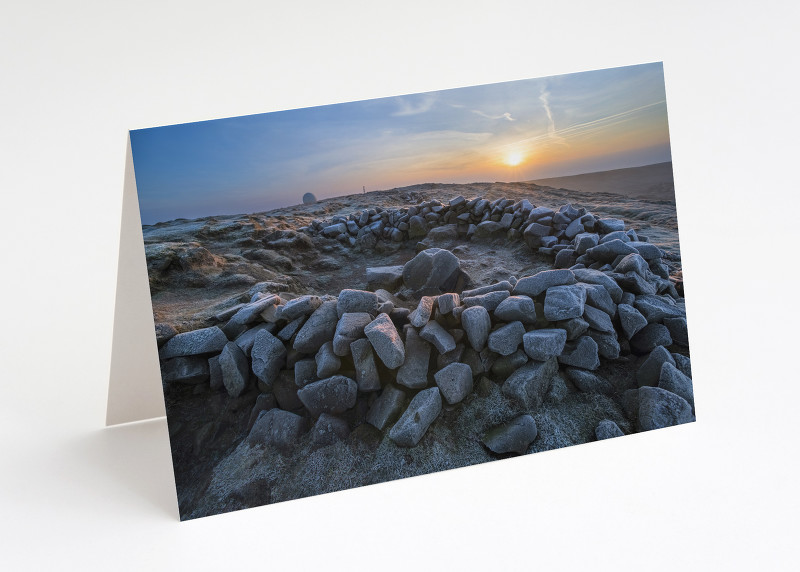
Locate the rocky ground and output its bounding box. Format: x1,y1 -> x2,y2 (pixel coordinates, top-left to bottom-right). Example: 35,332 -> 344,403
145,177 -> 692,520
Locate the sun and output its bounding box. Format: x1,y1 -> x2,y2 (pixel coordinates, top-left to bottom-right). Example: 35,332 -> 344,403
504,151 -> 524,166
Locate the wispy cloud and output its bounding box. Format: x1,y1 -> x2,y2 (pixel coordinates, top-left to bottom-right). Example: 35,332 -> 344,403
392,95 -> 436,116
539,87 -> 566,146
501,99 -> 667,150
471,109 -> 515,121
450,102 -> 514,121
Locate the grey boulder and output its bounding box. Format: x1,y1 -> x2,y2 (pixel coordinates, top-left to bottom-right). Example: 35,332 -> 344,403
522,329 -> 567,361
364,313 -> 405,369
219,342 -> 250,397
482,415 -> 538,454
544,284 -> 587,321
502,357 -> 558,409
434,362 -> 474,404
159,326 -> 228,359
595,420 -> 624,440
297,375 -> 358,416
388,387 -> 442,447
461,305 -> 492,351
251,329 -> 287,388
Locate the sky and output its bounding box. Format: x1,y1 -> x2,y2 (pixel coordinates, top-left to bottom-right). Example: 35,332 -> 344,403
131,62 -> 671,225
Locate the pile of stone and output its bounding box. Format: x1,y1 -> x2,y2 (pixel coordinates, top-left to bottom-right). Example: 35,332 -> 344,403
157,203 -> 693,457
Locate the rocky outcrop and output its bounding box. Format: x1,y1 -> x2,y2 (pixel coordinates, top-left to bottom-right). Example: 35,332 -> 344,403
157,196 -> 692,463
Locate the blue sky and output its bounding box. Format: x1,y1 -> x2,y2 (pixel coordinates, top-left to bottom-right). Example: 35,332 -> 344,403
131,62 -> 671,224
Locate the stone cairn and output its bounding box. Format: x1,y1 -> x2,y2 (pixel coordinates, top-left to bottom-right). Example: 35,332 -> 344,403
157,195 -> 693,456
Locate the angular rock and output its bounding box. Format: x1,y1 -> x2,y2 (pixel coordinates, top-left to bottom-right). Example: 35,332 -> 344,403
388,387 -> 442,447
618,303 -> 648,339
246,408 -> 306,452
557,336 -> 600,370
396,328 -> 432,389
544,284 -> 587,321
583,304 -> 615,333
366,385 -> 407,430
572,268 -> 623,303
596,218 -> 625,234
574,232 -> 600,255
222,295 -> 279,337
630,323 -> 672,355
315,341 -> 341,378
280,295 -> 323,322
482,415 -> 538,455
474,220 -> 503,237
491,349 -> 528,379
159,326 -> 228,359
614,271 -> 657,296
522,329 -> 567,361
461,305 -> 491,351
277,316 -> 305,342
297,375 -> 358,416
559,317 -> 590,340
577,283 -> 616,317
219,342 -> 250,397
673,353 -> 692,378
332,312 -> 372,356
293,300 -> 339,354
437,293 -> 460,314
595,420 -> 624,440
658,362 -> 694,409
350,338 -> 381,392
513,269 -> 576,298
365,265 -> 405,291
615,253 -> 649,277
294,358 -> 319,388
494,295 -> 537,324
364,313 -> 405,369
420,320 -> 457,354
409,296 -> 435,327
585,329 -> 621,360
336,289 -> 378,318
462,290 -> 510,312
502,357 -> 559,409
488,321 -> 525,356
161,356 -> 209,384
586,239 -> 638,263
629,241 -> 664,260
664,317 -> 689,346
251,329 -> 287,388
233,323 -> 274,356
634,294 -> 685,323
637,345 -> 676,387
434,362 -> 473,404
402,248 -> 461,293
310,413 -> 350,447
462,281 -> 513,298
565,367 -> 613,395
637,386 -> 694,431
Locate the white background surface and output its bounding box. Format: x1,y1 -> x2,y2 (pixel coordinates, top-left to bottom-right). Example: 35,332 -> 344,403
1,1 -> 798,570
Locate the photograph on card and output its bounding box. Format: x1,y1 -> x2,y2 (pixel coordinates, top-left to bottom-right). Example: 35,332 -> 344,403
131,61 -> 694,520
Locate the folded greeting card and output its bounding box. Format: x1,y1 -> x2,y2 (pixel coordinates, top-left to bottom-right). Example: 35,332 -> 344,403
111,61 -> 694,520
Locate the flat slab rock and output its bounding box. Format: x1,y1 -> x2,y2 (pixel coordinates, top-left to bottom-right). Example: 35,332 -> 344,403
482,415 -> 538,455
159,326 -> 228,359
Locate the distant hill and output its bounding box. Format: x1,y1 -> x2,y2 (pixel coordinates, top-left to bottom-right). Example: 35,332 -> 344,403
531,161 -> 675,201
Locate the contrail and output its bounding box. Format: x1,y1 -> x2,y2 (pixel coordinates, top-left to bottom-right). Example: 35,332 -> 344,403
499,99 -> 667,150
